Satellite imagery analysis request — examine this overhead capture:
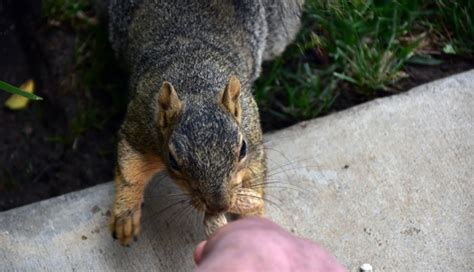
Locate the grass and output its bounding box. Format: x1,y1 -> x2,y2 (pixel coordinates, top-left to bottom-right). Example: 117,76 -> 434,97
311,0 -> 424,91
255,0 -> 473,124
434,0 -> 474,54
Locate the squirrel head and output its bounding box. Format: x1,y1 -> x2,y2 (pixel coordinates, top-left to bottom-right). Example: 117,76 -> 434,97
156,76 -> 248,214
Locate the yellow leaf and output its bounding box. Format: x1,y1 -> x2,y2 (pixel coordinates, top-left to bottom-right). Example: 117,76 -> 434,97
5,79 -> 35,110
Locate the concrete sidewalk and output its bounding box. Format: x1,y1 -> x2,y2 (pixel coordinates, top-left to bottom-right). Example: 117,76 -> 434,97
1,70 -> 473,271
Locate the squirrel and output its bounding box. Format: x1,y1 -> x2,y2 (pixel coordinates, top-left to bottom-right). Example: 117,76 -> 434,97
103,0 -> 304,245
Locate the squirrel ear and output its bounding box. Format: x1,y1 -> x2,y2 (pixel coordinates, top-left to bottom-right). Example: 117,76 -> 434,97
157,81 -> 182,128
221,75 -> 242,123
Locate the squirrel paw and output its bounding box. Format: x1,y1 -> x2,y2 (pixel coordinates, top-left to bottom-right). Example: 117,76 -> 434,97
109,207 -> 142,246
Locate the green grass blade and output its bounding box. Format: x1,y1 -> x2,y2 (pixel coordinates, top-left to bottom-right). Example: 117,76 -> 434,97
333,72 -> 358,84
0,80 -> 43,101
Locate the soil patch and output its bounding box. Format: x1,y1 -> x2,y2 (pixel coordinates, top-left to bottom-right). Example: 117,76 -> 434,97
0,1 -> 126,211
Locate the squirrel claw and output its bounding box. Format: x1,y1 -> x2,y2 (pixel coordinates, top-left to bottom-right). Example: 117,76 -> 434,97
110,207 -> 142,246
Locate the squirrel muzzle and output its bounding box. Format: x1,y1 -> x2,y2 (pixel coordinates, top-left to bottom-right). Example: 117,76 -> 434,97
195,185 -> 232,214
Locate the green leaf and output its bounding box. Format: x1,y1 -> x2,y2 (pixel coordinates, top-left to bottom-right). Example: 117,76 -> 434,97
0,80 -> 43,101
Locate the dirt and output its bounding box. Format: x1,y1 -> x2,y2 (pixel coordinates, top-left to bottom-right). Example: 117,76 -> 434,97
0,1 -> 126,211
0,2 -> 473,211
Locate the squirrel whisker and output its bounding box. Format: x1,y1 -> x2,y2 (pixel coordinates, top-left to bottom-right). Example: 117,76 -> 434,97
166,203 -> 193,226
245,181 -> 306,194
144,199 -> 189,223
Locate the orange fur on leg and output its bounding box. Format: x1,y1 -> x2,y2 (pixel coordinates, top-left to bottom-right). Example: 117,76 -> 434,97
110,139 -> 165,245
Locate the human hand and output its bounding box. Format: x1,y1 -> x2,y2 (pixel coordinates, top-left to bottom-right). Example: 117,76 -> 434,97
193,217 -> 346,271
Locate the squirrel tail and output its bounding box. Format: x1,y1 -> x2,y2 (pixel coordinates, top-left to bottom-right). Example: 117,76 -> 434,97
262,0 -> 305,61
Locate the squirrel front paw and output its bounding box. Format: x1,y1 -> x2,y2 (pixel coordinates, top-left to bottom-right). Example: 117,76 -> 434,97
109,206 -> 142,246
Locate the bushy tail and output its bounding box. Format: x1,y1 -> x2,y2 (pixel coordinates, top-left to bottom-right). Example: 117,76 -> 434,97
262,0 -> 305,61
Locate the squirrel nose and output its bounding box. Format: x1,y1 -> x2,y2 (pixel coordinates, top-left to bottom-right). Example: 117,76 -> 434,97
205,199 -> 230,214
206,196 -> 230,213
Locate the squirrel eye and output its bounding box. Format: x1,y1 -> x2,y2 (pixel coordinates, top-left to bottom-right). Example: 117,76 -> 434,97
239,140 -> 247,161
168,152 -> 180,171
